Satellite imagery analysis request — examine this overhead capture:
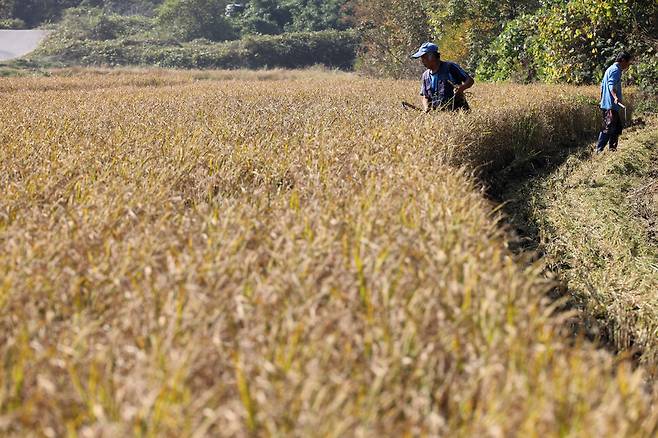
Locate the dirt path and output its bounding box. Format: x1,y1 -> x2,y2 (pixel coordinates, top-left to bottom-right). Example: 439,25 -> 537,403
0,30 -> 49,61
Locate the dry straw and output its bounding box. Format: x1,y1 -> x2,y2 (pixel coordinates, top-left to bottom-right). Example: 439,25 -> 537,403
0,69 -> 655,436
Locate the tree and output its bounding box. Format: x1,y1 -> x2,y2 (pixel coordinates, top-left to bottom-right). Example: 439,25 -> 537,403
0,0 -> 164,24
234,0 -> 292,35
426,0 -> 541,70
231,0 -> 350,36
349,0 -> 541,77
157,0 -> 237,41
84,0 -> 164,16
349,0 -> 433,77
477,0 -> 658,85
281,0 -> 348,32
0,0 -> 15,19
8,0 -> 83,26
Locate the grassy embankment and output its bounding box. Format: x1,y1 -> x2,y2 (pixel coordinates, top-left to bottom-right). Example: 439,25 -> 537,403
515,117 -> 658,372
1,70 -> 657,436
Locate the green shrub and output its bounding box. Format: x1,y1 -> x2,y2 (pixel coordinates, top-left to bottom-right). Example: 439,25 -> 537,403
157,0 -> 238,42
100,0 -> 162,16
475,15 -> 536,83
37,29 -> 359,70
57,7 -> 156,41
477,0 -> 657,86
240,30 -> 358,69
235,15 -> 284,36
630,52 -> 658,113
0,17 -> 26,29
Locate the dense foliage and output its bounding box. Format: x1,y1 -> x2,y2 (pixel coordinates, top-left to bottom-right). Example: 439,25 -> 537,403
0,0 -> 350,37
352,0 -> 657,98
477,0 -> 658,85
2,0 -> 655,91
0,1 -> 166,25
157,0 -> 238,41
55,7 -> 155,41
349,0 -> 542,77
12,0 -> 357,70
235,0 -> 349,35
349,0 -> 432,77
0,17 -> 25,29
36,28 -> 359,70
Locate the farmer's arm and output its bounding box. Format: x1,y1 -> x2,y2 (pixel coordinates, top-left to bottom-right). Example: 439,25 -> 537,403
450,64 -> 475,94
421,96 -> 431,112
609,85 -> 620,104
608,69 -> 622,103
420,79 -> 431,112
455,77 -> 474,94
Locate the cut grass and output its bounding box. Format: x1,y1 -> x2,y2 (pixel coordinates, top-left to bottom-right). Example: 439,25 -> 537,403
522,118 -> 658,372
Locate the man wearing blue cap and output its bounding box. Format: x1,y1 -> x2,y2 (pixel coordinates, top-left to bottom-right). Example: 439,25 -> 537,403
411,42 -> 474,112
595,51 -> 633,153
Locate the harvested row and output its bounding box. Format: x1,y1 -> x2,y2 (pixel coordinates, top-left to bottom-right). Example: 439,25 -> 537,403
527,122 -> 658,371
0,71 -> 654,436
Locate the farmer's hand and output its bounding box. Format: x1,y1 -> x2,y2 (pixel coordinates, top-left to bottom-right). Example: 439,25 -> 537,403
455,78 -> 474,95
422,97 -> 431,113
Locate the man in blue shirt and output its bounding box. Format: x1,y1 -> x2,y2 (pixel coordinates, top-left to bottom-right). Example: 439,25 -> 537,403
596,51 -> 633,153
411,42 -> 474,112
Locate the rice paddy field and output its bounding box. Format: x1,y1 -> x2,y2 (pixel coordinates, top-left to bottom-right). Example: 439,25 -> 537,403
1,69 -> 657,436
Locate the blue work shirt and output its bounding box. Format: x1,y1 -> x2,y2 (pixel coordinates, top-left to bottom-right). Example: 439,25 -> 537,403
600,62 -> 623,111
420,61 -> 470,108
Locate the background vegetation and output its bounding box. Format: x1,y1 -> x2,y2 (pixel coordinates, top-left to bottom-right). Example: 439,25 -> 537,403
2,0 -> 655,97
0,0 -> 350,36
35,26 -> 358,70
2,0 -> 357,69
352,0 -> 656,79
351,0 -> 656,109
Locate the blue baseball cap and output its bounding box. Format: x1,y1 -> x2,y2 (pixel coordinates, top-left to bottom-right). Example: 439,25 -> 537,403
411,42 -> 439,59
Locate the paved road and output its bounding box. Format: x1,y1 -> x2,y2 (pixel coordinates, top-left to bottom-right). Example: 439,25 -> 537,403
0,30 -> 49,61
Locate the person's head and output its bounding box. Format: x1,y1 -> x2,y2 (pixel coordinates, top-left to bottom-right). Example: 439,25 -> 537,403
411,42 -> 441,70
615,51 -> 633,70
